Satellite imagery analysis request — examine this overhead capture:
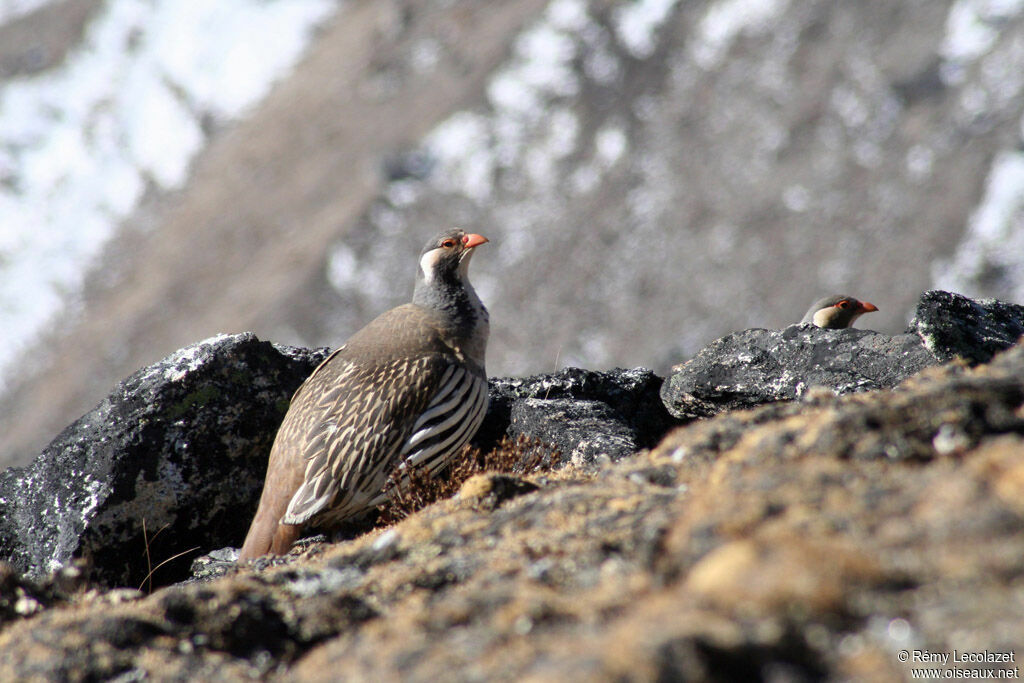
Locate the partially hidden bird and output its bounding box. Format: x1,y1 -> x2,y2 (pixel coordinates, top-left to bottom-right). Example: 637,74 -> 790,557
800,295 -> 878,329
239,228 -> 490,561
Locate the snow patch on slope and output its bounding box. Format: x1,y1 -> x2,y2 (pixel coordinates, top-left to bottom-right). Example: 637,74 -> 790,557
941,0 -> 1024,67
425,0 -> 588,204
0,0 -> 336,387
0,0 -> 53,24
934,0 -> 1024,302
691,0 -> 790,69
933,150 -> 1024,302
612,0 -> 679,59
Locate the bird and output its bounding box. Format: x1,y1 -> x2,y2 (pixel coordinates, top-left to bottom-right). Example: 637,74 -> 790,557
800,295 -> 879,329
239,228 -> 490,560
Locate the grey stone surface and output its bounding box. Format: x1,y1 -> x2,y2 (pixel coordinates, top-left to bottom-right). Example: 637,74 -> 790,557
661,326 -> 937,420
0,334 -> 329,589
473,367 -> 678,465
510,398 -> 638,466
909,289 -> 1024,364
662,291 -> 1024,420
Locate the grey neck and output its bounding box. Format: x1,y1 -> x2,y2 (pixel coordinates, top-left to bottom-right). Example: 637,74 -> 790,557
413,274 -> 489,363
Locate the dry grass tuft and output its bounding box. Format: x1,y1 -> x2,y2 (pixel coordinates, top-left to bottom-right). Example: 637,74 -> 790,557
376,435 -> 560,525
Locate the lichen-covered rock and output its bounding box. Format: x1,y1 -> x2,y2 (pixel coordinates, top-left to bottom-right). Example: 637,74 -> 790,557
0,334 -> 329,589
909,289 -> 1024,364
473,367 -> 677,465
660,326 -> 936,419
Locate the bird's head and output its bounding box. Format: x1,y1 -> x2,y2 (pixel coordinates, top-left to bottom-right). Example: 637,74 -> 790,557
417,228 -> 488,288
804,295 -> 879,329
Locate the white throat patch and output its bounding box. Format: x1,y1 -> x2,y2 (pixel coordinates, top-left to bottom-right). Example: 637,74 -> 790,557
419,248 -> 444,284
812,307 -> 833,328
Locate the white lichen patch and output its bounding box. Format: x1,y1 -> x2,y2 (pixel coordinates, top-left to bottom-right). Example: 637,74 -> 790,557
158,333 -> 234,383
39,466 -> 110,573
78,471 -> 110,522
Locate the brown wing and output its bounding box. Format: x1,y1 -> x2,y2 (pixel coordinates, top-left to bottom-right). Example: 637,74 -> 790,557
238,305 -> 465,559
281,352 -> 454,525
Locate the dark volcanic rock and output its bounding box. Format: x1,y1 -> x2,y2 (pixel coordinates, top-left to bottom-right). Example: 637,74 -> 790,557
661,326 -> 936,419
0,334 -> 329,589
473,367 -> 677,466
909,289 -> 1024,364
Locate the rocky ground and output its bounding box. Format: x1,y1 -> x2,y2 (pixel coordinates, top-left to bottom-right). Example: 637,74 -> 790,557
0,291 -> 1021,681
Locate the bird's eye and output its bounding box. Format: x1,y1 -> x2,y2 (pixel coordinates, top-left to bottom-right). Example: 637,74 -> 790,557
837,300 -> 850,309
441,239 -> 456,248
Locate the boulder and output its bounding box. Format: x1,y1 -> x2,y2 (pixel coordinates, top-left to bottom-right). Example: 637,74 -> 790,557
661,327 -> 936,419
473,367 -> 677,466
661,290 -> 1024,420
909,289 -> 1024,364
0,334 -> 329,589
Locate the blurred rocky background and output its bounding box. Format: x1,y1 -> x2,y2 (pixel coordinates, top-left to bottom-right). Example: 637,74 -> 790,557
3,0 -> 1024,468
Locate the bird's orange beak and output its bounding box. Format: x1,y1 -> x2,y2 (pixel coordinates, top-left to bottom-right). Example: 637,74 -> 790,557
859,301 -> 879,313
462,233 -> 489,249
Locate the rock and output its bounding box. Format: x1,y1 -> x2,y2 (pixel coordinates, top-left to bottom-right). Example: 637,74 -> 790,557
661,290 -> 1024,419
660,326 -> 936,419
473,367 -> 677,466
188,547 -> 240,584
2,344 -> 1023,680
909,289 -> 1024,364
456,473 -> 539,512
510,399 -> 638,466
684,531 -> 884,612
0,334 -> 329,589
0,560 -> 85,624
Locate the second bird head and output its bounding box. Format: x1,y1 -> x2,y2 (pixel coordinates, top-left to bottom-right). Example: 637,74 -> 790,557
801,295 -> 879,329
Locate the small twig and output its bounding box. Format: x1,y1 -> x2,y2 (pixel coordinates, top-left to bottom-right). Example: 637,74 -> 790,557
142,518 -> 152,595
138,546 -> 202,593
